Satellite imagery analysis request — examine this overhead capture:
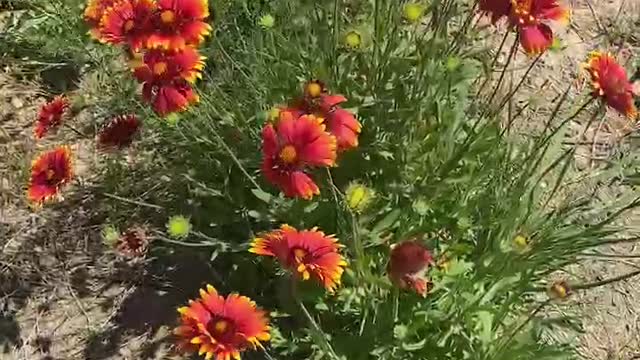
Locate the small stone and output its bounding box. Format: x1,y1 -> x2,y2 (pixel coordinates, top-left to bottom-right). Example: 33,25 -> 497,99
10,97 -> 23,109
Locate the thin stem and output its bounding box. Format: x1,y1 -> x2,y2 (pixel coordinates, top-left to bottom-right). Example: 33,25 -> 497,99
64,123 -> 89,138
102,192 -> 164,210
572,268 -> 640,291
493,300 -> 549,358
332,0 -> 340,80
472,30 -> 509,98
293,284 -> 340,360
581,252 -> 640,259
481,32 -> 519,115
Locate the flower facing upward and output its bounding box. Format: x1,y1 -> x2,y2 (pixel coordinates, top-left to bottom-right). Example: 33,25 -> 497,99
584,52 -> 638,118
35,95 -> 69,139
479,0 -> 512,23
147,0 -> 212,50
116,226 -> 150,257
99,0 -> 156,50
97,114 -> 141,150
250,225 -> 347,293
174,284 -> 271,360
509,0 -> 570,55
343,30 -> 362,49
387,240 -> 434,297
28,146 -> 73,204
261,114 -> 337,200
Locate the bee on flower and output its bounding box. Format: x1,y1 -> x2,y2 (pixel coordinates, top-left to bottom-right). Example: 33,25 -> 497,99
146,0 -> 212,50
387,240 -> 434,297
174,284 -> 271,360
97,114 -> 141,150
27,146 -> 74,205
261,113 -> 337,200
250,225 -> 348,293
583,51 -> 638,119
133,47 -> 205,115
98,0 -> 156,51
34,95 -> 69,139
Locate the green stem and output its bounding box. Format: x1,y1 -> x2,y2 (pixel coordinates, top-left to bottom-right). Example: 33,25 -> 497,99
492,300 -> 549,358
332,0 -> 340,80
292,283 -> 341,360
572,268 -> 640,291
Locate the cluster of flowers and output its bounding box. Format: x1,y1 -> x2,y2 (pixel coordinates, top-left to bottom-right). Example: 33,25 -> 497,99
84,0 -> 211,116
479,0 -> 637,118
28,94 -> 140,205
173,220 -> 437,360
261,80 -> 362,200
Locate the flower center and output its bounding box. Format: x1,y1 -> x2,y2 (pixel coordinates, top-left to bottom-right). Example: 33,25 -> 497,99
46,169 -> 56,181
153,61 -> 168,75
306,82 -> 322,97
206,317 -> 236,343
511,0 -> 537,25
293,248 -> 307,260
124,19 -> 135,32
279,145 -> 297,164
160,10 -> 175,24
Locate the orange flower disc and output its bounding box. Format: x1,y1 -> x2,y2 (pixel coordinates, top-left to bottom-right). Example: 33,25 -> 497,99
509,0 -> 570,55
146,0 -> 212,50
99,0 -> 156,50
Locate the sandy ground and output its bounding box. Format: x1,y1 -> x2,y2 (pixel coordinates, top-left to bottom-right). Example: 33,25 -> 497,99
1,0 -> 640,359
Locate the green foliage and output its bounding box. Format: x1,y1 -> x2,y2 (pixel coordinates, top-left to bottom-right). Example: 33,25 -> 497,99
7,0 -> 640,359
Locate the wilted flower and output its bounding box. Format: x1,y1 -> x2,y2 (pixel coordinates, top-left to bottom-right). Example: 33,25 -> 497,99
98,0 -> 156,50
388,240 -> 434,296
174,284 -> 271,360
167,215 -> 191,239
344,182 -> 374,213
258,14 -> 275,29
261,114 -> 337,200
97,114 -> 141,150
547,280 -> 571,300
34,95 -> 69,139
583,51 -> 638,118
343,30 -> 362,49
146,0 -> 212,50
509,0 -> 570,55
27,146 -> 74,205
403,3 -> 425,23
250,225 -> 347,293
116,226 -> 150,257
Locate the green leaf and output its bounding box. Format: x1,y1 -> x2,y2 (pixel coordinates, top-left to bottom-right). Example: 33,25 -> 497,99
402,338 -> 426,352
251,188 -> 272,203
371,209 -> 402,234
475,311 -> 494,345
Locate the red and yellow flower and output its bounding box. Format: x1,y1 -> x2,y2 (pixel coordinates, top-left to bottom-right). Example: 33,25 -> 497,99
147,0 -> 212,50
99,0 -> 156,50
508,0 -> 570,55
27,146 -> 74,205
84,0 -> 119,37
250,225 -> 347,293
584,51 -> 638,118
261,114 -> 337,200
387,240 -> 434,297
97,114 -> 141,150
133,48 -> 205,115
174,284 -> 271,360
34,95 -> 69,139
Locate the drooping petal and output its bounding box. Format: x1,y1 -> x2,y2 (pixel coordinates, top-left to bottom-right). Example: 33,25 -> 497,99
518,24 -> 553,55
585,52 -> 638,118
97,114 -> 141,150
479,0 -> 512,23
326,108 -> 361,151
